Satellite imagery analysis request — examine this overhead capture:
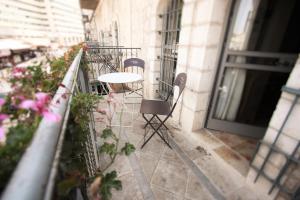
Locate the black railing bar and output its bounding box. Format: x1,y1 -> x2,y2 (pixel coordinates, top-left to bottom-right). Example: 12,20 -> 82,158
251,165 -> 294,196
269,141 -> 300,194
227,50 -> 297,59
282,85 -> 300,96
1,49 -> 83,200
254,87 -> 299,182
258,140 -> 300,164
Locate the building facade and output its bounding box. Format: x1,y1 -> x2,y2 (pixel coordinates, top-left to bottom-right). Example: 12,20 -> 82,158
91,0 -> 300,199
0,0 -> 84,47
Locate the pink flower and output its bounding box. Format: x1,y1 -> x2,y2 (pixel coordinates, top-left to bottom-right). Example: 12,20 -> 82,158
42,111 -> 61,122
0,98 -> 5,107
19,93 -> 61,122
12,67 -> 27,78
0,114 -> 8,141
0,114 -> 8,122
0,127 -> 4,140
36,92 -> 50,102
19,100 -> 36,110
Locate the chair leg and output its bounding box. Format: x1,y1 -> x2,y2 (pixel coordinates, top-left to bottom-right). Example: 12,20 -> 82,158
142,114 -> 155,129
154,115 -> 169,130
141,115 -> 172,149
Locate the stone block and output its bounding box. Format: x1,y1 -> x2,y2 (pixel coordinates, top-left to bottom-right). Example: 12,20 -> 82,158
194,0 -> 214,24
180,105 -> 195,131
177,46 -> 189,66
197,70 -> 215,92
269,98 -> 300,141
186,68 -> 201,91
189,46 -> 206,68
263,128 -> 298,156
181,2 -> 195,26
202,46 -> 220,70
178,26 -> 192,45
246,168 -> 277,200
252,154 -> 280,180
192,110 -> 206,130
211,0 -> 230,23
257,143 -> 287,170
147,31 -> 162,47
148,71 -> 160,84
182,88 -> 199,110
191,24 -> 209,46
146,46 -> 159,58
206,24 -> 223,46
148,59 -> 160,72
195,92 -> 210,111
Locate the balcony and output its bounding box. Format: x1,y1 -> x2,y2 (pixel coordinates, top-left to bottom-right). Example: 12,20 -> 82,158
0,44 -> 278,200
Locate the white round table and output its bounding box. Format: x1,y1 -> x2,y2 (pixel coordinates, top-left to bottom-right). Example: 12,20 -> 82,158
98,72 -> 142,84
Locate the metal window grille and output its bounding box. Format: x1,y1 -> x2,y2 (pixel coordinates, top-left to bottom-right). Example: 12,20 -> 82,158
250,86 -> 300,199
159,0 -> 183,100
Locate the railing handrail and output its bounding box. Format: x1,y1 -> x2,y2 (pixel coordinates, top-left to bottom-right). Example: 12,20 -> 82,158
87,47 -> 141,50
1,49 -> 83,200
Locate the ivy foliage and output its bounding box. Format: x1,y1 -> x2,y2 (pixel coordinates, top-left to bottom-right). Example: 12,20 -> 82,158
99,171 -> 122,200
0,124 -> 37,191
56,92 -> 101,199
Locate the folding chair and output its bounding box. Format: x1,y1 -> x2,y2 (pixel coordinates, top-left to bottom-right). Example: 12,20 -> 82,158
140,73 -> 187,149
123,58 -> 145,96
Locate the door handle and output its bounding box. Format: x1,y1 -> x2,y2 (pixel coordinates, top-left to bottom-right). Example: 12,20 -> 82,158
218,86 -> 228,93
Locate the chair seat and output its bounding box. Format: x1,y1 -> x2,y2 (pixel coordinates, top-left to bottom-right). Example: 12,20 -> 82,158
140,99 -> 170,115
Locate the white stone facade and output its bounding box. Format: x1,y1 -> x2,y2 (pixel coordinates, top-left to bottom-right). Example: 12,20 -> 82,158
92,0 -> 231,132
92,0 -> 300,199
0,0 -> 84,47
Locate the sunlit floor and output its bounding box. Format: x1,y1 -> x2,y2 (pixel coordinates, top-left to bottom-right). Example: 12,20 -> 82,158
93,93 -> 262,200
207,130 -> 258,176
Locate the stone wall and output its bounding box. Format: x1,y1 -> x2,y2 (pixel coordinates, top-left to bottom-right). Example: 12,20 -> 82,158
247,55 -> 300,200
174,0 -> 231,131
92,0 -> 231,131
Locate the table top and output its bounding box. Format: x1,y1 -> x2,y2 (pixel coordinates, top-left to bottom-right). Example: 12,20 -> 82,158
98,72 -> 142,84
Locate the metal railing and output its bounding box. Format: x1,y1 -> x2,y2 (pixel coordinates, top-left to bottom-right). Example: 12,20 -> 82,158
250,85 -> 300,199
85,45 -> 141,94
1,49 -> 99,200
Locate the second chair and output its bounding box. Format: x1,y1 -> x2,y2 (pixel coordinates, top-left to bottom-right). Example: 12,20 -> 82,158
139,73 -> 187,149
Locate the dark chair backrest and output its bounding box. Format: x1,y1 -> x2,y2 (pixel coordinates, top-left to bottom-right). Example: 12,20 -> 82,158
124,58 -> 145,69
168,73 -> 187,115
173,73 -> 187,97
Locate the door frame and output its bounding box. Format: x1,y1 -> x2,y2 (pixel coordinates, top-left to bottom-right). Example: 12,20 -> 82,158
205,0 -> 297,138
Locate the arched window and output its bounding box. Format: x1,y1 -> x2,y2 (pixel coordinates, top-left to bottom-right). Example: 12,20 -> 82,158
159,0 -> 183,100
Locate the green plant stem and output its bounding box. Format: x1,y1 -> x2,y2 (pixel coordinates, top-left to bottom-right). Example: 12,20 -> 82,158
100,100 -> 124,173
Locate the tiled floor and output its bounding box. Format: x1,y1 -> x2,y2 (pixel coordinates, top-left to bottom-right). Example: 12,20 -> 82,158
206,130 -> 258,176
94,94 -> 263,200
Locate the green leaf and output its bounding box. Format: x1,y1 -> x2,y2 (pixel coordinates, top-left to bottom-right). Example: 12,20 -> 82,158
121,142 -> 135,156
99,142 -> 116,156
99,171 -> 122,200
101,128 -> 114,139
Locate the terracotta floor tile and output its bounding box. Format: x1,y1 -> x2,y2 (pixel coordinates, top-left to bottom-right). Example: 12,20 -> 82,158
214,145 -> 249,176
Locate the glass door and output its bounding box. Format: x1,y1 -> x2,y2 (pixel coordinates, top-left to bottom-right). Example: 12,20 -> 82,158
207,0 -> 299,138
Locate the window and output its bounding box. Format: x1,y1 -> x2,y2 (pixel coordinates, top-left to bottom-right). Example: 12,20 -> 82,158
159,0 -> 183,100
